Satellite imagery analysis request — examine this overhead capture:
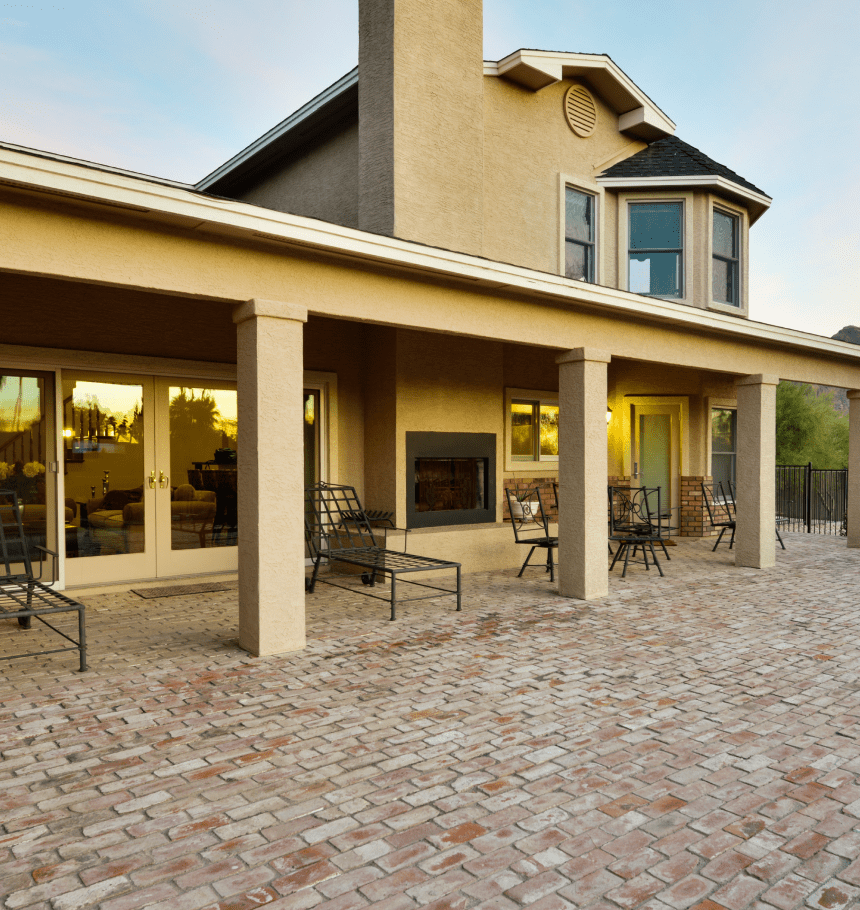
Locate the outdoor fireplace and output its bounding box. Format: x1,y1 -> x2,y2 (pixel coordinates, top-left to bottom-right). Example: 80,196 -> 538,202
406,432 -> 496,528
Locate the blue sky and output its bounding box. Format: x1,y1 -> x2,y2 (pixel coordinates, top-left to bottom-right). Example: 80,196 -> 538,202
1,1 -> 858,338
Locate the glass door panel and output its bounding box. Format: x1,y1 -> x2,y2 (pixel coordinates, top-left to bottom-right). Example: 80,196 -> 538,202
62,373 -> 156,585
0,371 -> 57,578
155,380 -> 238,576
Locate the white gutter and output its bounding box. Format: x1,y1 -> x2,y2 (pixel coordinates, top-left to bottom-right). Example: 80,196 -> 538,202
1,145 -> 858,366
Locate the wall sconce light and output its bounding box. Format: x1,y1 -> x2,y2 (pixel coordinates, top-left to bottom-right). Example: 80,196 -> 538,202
606,407 -> 612,424
63,428 -> 74,438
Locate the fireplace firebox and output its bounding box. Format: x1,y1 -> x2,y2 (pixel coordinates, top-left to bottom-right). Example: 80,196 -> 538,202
406,432 -> 496,528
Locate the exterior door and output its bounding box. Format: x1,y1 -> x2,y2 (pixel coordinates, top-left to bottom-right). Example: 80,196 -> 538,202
63,372 -> 157,586
154,380 -> 238,577
63,374 -> 238,585
632,403 -> 680,519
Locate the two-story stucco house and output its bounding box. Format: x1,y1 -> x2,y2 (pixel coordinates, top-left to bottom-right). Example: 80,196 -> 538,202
2,0 -> 860,656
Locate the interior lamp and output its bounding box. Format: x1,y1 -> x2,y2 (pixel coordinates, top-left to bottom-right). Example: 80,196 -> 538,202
63,428 -> 74,438
606,407 -> 612,424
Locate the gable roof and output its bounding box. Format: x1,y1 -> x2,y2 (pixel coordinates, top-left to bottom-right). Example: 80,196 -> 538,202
597,136 -> 771,222
486,50 -> 675,141
197,68 -> 359,194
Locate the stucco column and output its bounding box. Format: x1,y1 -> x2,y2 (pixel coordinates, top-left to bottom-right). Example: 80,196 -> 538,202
847,390 -> 860,548
556,348 -> 610,600
735,374 -> 779,568
233,298 -> 308,656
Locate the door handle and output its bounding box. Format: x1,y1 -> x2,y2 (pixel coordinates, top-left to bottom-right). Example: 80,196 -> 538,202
159,471 -> 169,489
148,470 -> 156,489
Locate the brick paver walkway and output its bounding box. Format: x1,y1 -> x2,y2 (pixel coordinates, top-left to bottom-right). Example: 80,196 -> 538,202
3,534 -> 860,910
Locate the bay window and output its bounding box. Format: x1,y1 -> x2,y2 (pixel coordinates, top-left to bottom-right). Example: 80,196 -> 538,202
628,201 -> 683,298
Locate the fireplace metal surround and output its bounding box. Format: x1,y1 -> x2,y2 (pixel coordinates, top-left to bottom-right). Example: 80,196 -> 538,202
406,432 -> 496,529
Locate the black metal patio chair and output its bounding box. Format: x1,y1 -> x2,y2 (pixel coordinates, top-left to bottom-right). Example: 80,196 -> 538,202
506,486 -> 558,582
727,481 -> 786,550
305,482 -> 460,621
702,481 -> 786,551
0,490 -> 87,671
608,486 -> 668,577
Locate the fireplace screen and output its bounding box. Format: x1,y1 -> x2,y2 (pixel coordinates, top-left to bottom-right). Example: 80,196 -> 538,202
406,432 -> 496,528
415,457 -> 487,513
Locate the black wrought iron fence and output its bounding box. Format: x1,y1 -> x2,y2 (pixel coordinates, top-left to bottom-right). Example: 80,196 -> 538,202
776,463 -> 848,534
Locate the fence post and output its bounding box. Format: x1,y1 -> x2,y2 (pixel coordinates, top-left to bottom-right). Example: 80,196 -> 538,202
805,462 -> 812,534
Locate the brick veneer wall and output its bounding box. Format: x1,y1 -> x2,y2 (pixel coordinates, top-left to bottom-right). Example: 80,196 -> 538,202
502,477 -> 558,522
680,475 -> 715,537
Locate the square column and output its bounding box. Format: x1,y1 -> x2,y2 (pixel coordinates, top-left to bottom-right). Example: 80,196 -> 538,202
848,390 -> 860,548
735,374 -> 779,568
556,348 -> 611,600
233,299 -> 308,656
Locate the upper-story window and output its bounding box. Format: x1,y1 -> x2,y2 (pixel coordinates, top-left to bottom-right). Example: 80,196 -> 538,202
565,187 -> 595,282
628,202 -> 683,298
713,209 -> 740,306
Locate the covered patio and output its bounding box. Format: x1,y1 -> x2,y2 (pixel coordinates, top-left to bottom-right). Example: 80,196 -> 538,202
3,533 -> 860,910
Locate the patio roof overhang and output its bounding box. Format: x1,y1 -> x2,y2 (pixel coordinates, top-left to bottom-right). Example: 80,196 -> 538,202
2,143 -> 860,390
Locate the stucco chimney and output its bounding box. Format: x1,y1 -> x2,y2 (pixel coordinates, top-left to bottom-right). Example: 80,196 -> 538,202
358,0 -> 484,256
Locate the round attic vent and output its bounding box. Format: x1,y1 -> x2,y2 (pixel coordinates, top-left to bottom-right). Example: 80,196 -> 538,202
564,84 -> 597,138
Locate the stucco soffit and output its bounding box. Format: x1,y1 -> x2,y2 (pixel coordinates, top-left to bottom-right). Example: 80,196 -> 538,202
488,51 -> 675,140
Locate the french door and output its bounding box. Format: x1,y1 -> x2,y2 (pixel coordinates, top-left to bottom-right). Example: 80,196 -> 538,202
63,372 -> 238,586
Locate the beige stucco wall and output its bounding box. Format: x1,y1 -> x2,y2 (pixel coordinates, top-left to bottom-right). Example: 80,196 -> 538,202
4,193 -> 860,392
482,77 -> 645,277
237,121 -> 359,229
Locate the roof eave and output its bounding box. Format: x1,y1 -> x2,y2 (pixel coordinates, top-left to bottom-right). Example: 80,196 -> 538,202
196,67 -> 359,193
485,50 -> 676,140
597,174 -> 772,224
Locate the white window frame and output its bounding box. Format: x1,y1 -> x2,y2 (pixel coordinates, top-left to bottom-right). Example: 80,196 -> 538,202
559,173 -> 604,285
707,398 -> 738,492
505,387 -> 559,472
708,197 -> 749,317
617,191 -> 693,302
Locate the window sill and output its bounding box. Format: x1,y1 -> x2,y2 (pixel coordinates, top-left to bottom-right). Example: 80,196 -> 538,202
708,300 -> 747,317
505,460 -> 560,474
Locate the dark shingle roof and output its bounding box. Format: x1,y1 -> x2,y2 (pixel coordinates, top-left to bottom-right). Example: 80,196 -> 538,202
599,136 -> 769,198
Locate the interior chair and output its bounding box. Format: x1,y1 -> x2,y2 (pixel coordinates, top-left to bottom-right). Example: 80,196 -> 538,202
506,486 -> 558,582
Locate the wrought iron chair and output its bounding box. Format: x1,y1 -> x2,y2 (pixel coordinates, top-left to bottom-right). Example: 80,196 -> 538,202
305,482 -> 460,621
701,481 -> 735,551
506,486 -> 558,582
702,481 -> 786,551
0,490 -> 88,671
727,482 -> 786,550
608,486 -> 667,577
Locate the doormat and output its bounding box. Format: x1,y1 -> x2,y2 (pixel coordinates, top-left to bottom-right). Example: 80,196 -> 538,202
132,582 -> 232,599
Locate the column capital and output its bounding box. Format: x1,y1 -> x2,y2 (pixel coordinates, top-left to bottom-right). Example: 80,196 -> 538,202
735,373 -> 780,388
556,347 -> 611,366
847,389 -> 860,400
233,298 -> 308,325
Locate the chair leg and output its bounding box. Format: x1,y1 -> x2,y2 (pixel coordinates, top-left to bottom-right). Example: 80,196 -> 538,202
776,526 -> 786,550
729,526 -> 736,549
610,541 -> 625,571
648,541 -> 664,577
659,540 -> 670,560
547,545 -> 555,583
621,541 -> 633,577
518,546 -> 537,577
712,527 -> 727,552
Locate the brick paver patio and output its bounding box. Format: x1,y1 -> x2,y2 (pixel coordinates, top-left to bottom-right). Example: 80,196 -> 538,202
3,534 -> 860,910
